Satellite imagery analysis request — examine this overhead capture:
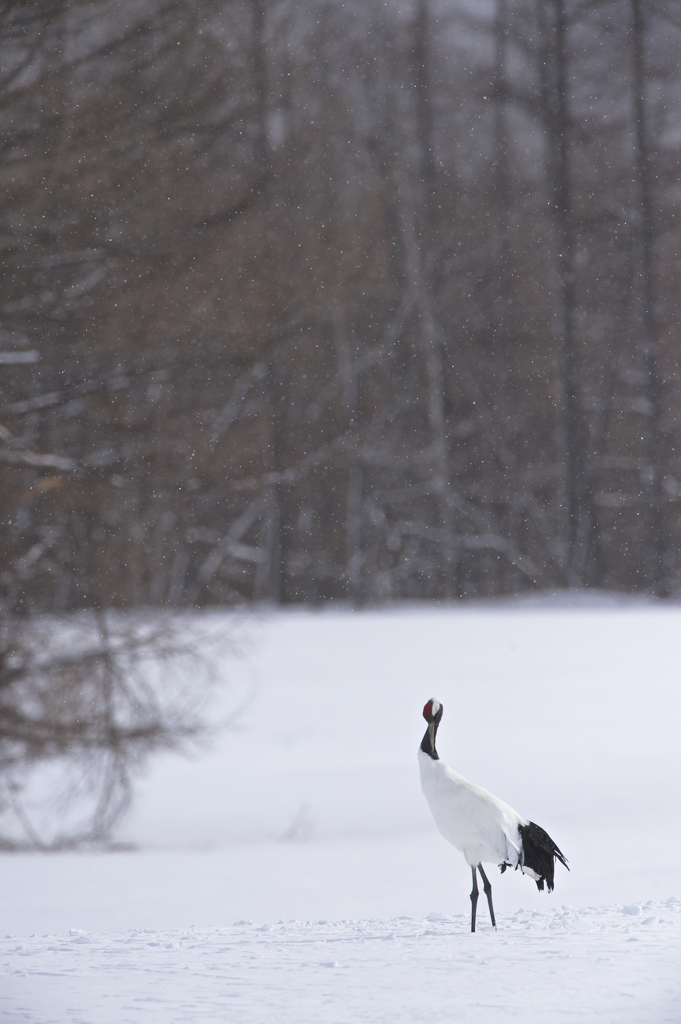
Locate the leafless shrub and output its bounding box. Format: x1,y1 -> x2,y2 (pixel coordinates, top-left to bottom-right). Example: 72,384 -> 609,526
0,611 -> 236,849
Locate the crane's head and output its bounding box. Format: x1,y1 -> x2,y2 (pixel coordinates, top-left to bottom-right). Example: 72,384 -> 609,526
421,699 -> 443,761
422,698 -> 443,724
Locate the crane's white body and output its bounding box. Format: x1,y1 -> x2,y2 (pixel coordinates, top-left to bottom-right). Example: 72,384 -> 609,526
418,748 -> 539,878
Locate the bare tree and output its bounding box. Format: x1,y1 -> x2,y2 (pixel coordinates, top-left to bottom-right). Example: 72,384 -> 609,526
540,0 -> 585,583
0,612 -> 232,848
630,0 -> 666,595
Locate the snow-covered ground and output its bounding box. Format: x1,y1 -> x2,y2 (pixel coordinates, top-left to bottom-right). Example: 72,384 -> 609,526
1,600 -> 680,1021
2,901 -> 679,1024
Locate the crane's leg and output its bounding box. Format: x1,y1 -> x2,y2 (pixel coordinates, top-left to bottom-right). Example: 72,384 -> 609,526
470,866 -> 479,933
478,865 -> 496,929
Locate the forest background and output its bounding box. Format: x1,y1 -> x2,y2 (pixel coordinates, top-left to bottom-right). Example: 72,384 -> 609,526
2,0 -> 681,611
1,0 -> 680,845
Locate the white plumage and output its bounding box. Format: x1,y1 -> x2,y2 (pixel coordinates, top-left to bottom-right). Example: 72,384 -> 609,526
419,752 -> 526,870
418,698 -> 567,931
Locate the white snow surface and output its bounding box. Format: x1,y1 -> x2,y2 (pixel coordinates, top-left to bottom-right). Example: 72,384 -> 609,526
2,600 -> 680,1021
2,901 -> 680,1024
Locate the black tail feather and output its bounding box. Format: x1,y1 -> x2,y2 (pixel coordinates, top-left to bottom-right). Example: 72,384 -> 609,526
518,822 -> 569,892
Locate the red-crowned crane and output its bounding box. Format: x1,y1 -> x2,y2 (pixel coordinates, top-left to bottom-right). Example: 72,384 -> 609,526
419,698 -> 568,932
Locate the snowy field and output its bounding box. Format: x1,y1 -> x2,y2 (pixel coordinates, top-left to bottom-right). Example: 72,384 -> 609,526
1,599 -> 680,1022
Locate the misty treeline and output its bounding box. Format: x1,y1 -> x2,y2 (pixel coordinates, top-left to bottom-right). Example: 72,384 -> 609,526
2,0 -> 681,614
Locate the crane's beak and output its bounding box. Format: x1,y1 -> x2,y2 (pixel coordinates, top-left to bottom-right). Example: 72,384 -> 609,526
428,721 -> 436,752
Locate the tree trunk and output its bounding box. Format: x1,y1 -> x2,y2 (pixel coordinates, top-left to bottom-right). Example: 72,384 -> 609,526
255,363 -> 283,604
409,0 -> 455,596
542,0 -> 584,583
630,0 -> 666,595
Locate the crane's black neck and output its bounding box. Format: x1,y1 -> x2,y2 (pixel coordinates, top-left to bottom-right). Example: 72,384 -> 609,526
420,720 -> 440,760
